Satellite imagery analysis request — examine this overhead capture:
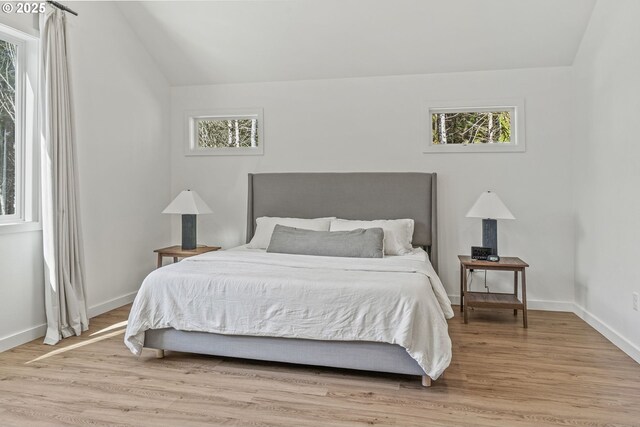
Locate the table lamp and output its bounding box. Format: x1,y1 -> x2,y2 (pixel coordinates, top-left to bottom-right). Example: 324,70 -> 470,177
162,190 -> 212,250
465,191 -> 515,256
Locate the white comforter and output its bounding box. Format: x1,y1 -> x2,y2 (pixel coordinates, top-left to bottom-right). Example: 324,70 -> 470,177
124,248 -> 453,379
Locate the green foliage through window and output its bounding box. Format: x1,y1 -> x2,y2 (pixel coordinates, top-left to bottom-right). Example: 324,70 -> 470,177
431,111 -> 511,145
0,39 -> 17,216
197,118 -> 259,148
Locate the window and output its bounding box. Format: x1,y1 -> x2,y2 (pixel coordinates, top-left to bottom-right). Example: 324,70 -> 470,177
423,99 -> 525,153
0,24 -> 38,232
432,109 -> 512,145
186,108 -> 264,156
0,37 -> 18,220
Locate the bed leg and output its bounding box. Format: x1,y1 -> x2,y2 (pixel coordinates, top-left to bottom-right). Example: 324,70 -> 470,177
155,349 -> 165,359
421,376 -> 432,387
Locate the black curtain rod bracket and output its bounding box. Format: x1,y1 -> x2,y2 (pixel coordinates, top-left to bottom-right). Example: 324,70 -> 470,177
47,0 -> 78,16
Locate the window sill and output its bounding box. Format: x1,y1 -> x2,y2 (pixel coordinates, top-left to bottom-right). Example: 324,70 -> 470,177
185,147 -> 264,156
0,221 -> 42,235
423,143 -> 526,154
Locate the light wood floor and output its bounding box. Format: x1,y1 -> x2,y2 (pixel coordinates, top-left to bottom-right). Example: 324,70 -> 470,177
1,305 -> 639,427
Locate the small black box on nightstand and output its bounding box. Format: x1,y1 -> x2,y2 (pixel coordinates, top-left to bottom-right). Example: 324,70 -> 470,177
471,246 -> 492,260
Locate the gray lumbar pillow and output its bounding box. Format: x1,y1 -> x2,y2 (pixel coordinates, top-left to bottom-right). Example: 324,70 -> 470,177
267,225 -> 384,258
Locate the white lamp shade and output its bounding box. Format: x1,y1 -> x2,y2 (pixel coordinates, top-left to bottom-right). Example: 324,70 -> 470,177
465,191 -> 515,220
162,190 -> 213,215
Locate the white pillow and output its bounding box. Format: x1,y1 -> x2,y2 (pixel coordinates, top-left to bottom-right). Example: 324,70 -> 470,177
248,217 -> 334,249
329,218 -> 414,255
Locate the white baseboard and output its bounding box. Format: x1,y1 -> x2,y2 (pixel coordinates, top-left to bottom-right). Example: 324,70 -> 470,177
573,303 -> 640,364
524,300 -> 576,312
87,291 -> 137,319
0,323 -> 47,353
449,294 -> 639,364
447,295 -> 575,312
0,291 -> 138,353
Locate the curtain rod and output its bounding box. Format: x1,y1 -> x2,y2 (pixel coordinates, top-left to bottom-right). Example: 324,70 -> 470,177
47,0 -> 78,16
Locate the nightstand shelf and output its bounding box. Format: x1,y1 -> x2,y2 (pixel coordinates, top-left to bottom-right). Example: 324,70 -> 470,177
463,292 -> 523,308
459,255 -> 529,328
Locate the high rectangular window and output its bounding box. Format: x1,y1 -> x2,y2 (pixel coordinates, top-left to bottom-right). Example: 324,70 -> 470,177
186,109 -> 264,156
423,100 -> 525,153
196,117 -> 258,149
431,109 -> 512,145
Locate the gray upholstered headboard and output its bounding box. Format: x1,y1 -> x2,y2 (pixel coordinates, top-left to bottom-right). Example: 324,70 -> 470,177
246,172 -> 438,272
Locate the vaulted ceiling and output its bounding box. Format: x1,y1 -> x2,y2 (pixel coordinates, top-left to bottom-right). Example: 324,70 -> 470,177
117,0 -> 596,86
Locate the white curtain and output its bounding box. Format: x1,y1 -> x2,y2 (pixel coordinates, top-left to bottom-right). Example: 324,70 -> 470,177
40,8 -> 88,345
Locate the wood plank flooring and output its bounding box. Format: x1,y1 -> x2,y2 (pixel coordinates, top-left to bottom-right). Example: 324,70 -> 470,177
1,305 -> 639,426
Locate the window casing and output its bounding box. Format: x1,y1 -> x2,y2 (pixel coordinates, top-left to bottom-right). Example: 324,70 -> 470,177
423,99 -> 526,153
186,108 -> 264,156
0,24 -> 39,233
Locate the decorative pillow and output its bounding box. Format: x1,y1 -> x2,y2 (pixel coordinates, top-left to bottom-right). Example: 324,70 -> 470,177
267,225 -> 384,258
329,218 -> 414,255
247,217 -> 334,249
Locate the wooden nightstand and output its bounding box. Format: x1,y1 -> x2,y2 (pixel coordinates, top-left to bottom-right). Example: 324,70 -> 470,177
459,255 -> 530,328
154,245 -> 221,268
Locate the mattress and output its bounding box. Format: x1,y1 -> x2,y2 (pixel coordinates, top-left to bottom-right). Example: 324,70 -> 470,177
124,246 -> 453,379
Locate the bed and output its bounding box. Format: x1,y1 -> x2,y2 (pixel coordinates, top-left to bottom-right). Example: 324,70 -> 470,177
125,172 -> 453,387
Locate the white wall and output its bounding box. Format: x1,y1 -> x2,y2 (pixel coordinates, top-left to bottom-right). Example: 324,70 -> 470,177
0,231 -> 45,351
68,2 -> 171,313
572,0 -> 640,361
171,68 -> 575,306
0,2 -> 171,351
